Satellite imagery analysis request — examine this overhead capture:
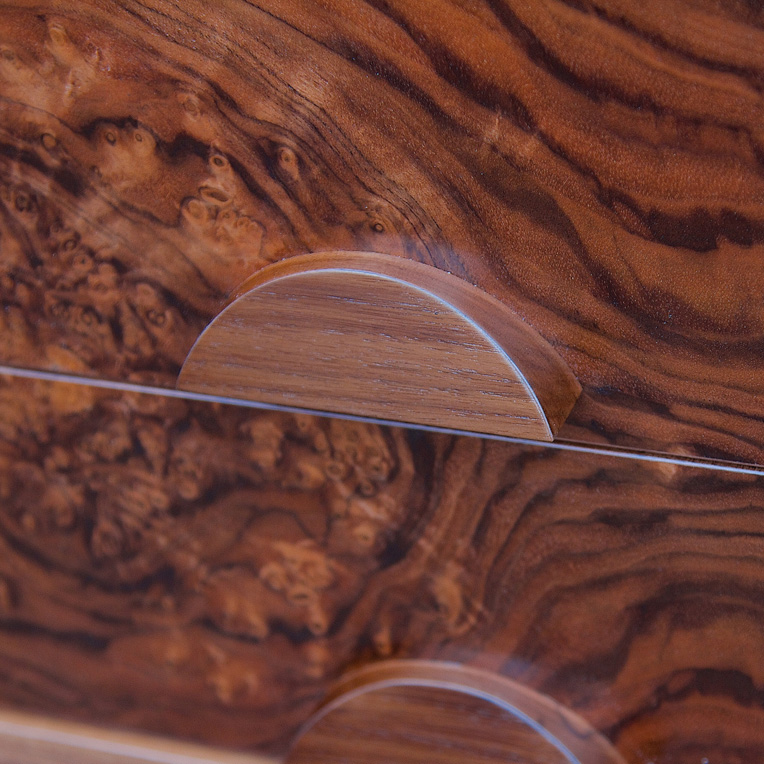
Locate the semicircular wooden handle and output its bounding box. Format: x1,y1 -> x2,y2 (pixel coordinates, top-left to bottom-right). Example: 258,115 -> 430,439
178,252 -> 580,441
286,660 -> 626,764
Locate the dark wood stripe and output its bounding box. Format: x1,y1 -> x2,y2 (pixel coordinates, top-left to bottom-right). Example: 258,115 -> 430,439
0,376 -> 763,762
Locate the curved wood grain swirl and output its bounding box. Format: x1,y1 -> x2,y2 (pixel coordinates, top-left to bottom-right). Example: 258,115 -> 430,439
1,376 -> 764,763
1,2 -> 764,463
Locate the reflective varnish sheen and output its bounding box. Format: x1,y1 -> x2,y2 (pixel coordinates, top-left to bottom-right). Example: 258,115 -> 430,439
0,376 -> 763,762
1,1 -> 764,461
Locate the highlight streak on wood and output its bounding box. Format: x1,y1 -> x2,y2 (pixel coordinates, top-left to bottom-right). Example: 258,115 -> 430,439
178,252 -> 581,441
0,709 -> 274,764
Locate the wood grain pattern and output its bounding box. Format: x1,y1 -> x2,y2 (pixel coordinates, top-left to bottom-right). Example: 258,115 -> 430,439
292,687 -> 572,764
179,251 -> 581,440
0,709 -> 273,764
2,1 -> 764,462
287,661 -> 625,764
2,375 -> 764,763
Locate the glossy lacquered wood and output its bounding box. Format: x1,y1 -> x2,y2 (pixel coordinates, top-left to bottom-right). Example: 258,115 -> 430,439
287,661 -> 625,764
1,2 -> 764,463
179,252 -> 581,440
1,375 -> 764,763
0,709 -> 273,764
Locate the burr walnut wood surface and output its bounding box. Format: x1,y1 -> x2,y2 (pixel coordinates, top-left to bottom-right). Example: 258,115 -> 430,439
287,661 -> 625,764
178,252 -> 581,440
1,375 -> 764,764
1,1 -> 764,462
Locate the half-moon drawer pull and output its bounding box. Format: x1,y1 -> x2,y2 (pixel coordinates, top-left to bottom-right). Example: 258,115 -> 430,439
178,251 -> 580,440
286,661 -> 625,764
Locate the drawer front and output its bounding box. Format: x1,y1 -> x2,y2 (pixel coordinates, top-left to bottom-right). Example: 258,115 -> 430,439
2,1 -> 764,463
1,374 -> 763,763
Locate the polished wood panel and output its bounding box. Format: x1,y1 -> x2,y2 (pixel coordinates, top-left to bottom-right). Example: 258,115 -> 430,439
1,2 -> 764,462
1,375 -> 764,762
287,661 -> 625,764
179,252 -> 581,440
0,709 -> 273,764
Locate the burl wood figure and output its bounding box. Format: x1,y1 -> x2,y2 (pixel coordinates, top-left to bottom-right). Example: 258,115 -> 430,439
2,2 -> 764,764
0,376 -> 764,763
1,0 -> 764,461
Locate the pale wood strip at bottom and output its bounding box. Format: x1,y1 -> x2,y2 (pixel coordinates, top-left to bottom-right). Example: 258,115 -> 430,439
0,710 -> 276,764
